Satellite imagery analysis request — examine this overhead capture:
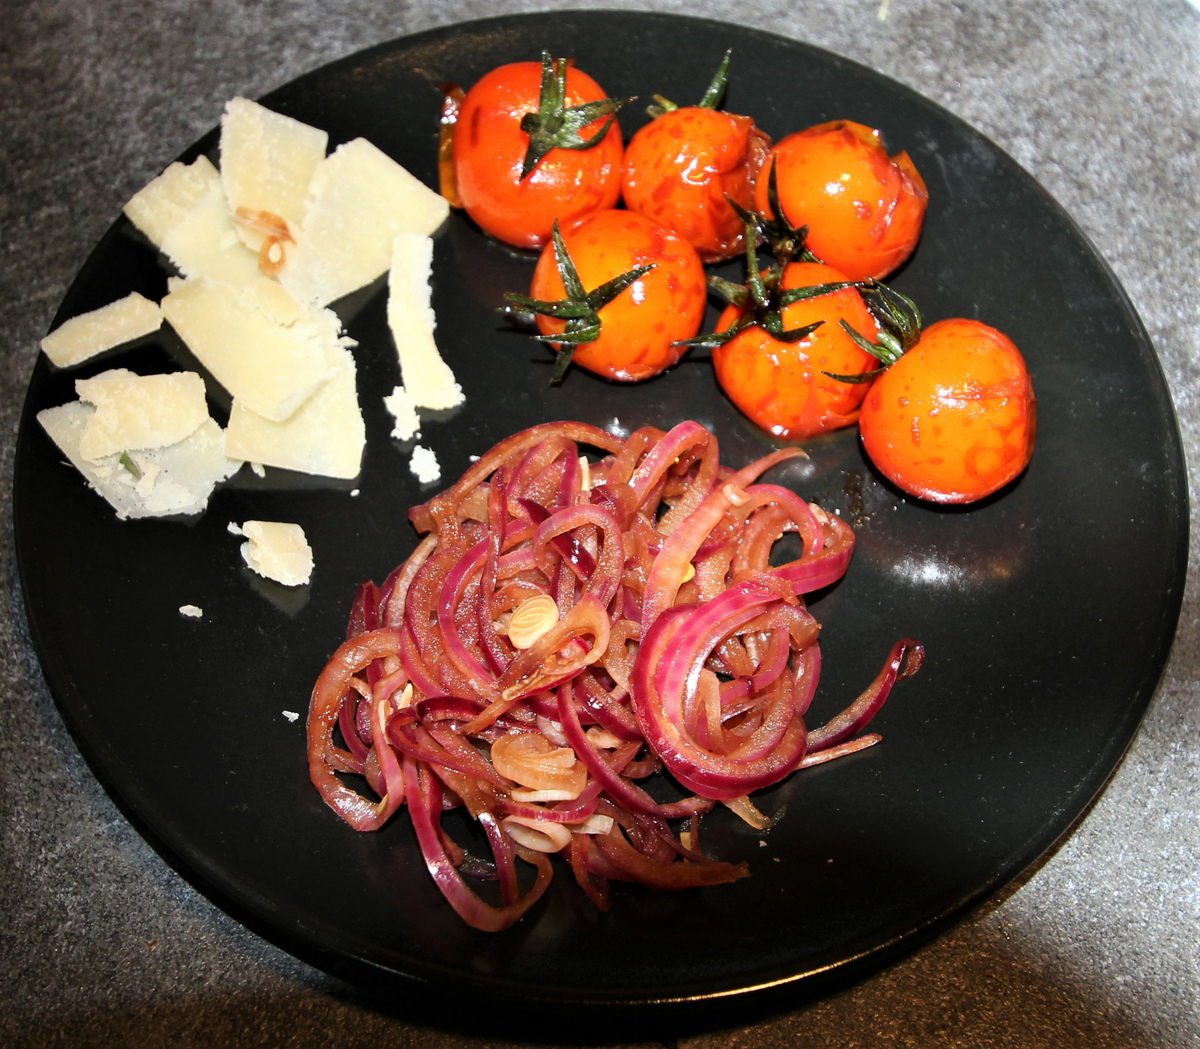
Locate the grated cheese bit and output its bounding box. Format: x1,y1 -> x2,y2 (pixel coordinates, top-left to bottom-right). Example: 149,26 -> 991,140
409,445 -> 440,485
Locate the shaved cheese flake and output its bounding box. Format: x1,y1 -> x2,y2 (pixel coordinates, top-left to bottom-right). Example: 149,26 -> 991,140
41,292 -> 162,368
74,368 -> 209,461
387,233 -> 463,409
281,138 -> 449,306
160,182 -> 261,286
220,97 -> 327,247
161,277 -> 338,422
38,404 -> 241,519
239,520 -> 313,586
123,155 -> 220,248
179,604 -> 203,618
225,343 -> 365,479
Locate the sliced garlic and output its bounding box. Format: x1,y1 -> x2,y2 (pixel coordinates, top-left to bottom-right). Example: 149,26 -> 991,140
501,815 -> 572,853
584,726 -> 624,749
506,593 -> 559,649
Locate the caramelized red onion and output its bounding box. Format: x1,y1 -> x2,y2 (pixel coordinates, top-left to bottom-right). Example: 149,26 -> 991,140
306,420 -> 922,930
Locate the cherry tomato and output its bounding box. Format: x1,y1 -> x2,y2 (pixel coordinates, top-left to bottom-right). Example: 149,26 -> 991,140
529,210 -> 707,382
858,318 -> 1036,503
754,121 -> 928,281
622,107 -> 771,262
712,261 -> 880,439
454,60 -> 625,250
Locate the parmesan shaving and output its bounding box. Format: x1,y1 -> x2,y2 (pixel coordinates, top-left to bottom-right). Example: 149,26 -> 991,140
41,293 -> 163,369
387,233 -> 463,409
281,138 -> 449,306
238,520 -> 313,586
123,156 -> 220,248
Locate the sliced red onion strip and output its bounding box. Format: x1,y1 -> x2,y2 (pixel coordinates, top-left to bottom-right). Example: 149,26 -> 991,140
403,757 -> 552,932
337,692 -> 369,762
592,822 -> 749,890
796,732 -> 881,768
478,810 -> 519,905
307,629 -> 402,831
807,639 -> 924,752
557,682 -> 711,820
627,420 -> 710,511
744,484 -> 824,557
771,512 -> 856,595
398,624 -> 441,699
382,535 -> 438,628
436,538 -> 499,696
640,480 -> 752,636
726,446 -> 807,489
534,504 -> 624,609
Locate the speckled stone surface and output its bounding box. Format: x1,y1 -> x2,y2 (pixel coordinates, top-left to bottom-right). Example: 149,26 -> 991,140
2,1 -> 1198,1045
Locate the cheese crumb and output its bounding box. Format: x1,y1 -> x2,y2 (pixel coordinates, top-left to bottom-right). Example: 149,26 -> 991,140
350,488 -> 360,497
282,710 -> 300,723
179,604 -> 203,618
383,384 -> 421,440
409,445 -> 440,485
250,462 -> 266,478
239,520 -> 313,586
227,521 -> 244,536
41,293 -> 163,369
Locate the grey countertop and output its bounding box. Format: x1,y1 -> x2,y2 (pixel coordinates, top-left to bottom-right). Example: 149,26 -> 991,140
2,1 -> 1198,1045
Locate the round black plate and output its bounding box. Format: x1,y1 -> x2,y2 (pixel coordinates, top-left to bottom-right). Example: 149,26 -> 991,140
12,10 -> 1187,1023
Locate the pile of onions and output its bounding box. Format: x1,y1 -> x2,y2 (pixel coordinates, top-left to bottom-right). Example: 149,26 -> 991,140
307,420 -> 922,931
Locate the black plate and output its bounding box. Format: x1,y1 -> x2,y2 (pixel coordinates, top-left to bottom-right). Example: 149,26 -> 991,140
13,10 -> 1187,1026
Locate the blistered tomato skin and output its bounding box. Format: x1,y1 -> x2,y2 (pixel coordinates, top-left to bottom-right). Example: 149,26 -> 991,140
622,107 -> 772,262
454,62 -> 624,250
858,319 -> 1036,504
712,261 -> 880,440
754,121 -> 928,282
530,210 -> 707,382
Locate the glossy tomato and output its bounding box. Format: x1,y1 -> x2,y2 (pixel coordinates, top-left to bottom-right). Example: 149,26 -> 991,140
454,59 -> 625,250
712,261 -> 880,439
528,210 -> 706,382
623,107 -> 771,262
754,121 -> 928,281
858,318 -> 1036,503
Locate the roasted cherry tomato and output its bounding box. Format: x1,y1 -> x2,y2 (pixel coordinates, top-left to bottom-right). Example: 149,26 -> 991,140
622,55 -> 771,263
712,261 -> 880,439
754,121 -> 928,281
858,318 -> 1036,503
527,210 -> 706,382
624,108 -> 771,262
454,56 -> 626,250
